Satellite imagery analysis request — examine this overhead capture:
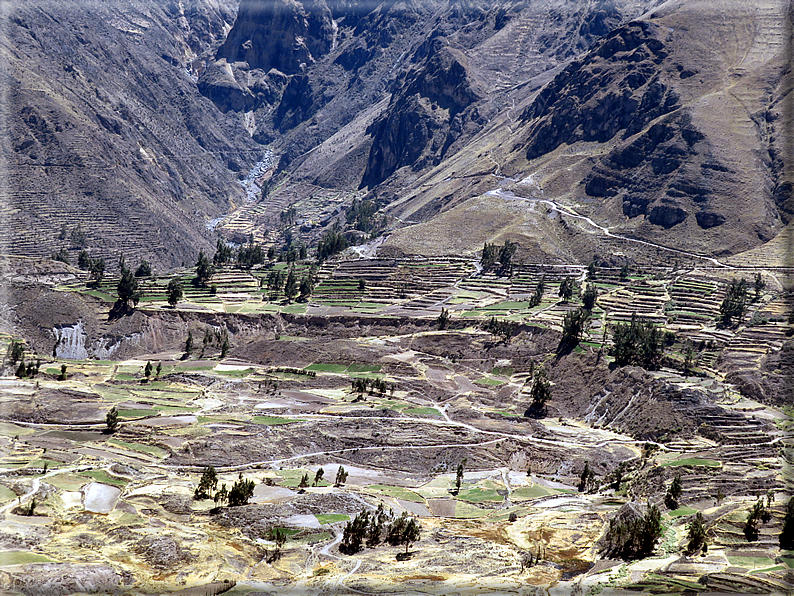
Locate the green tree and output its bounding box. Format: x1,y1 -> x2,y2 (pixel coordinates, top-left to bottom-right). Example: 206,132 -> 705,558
284,268 -> 298,302
117,266 -> 140,306
317,229 -> 349,260
386,512 -> 421,554
341,509 -> 370,554
106,407 -> 119,433
70,224 -> 87,248
525,367 -> 551,417
88,257 -> 105,285
559,277 -> 575,302
454,458 -> 467,495
134,260 -> 152,277
436,307 -> 450,330
213,238 -> 233,265
602,503 -> 663,560
184,330 -> 194,356
57,364 -> 67,381
558,307 -> 590,353
227,474 -> 255,506
313,468 -> 325,487
298,275 -> 314,302
578,461 -> 595,493
335,466 -> 349,487
619,263 -> 630,280
686,511 -> 708,555
298,473 -> 310,490
753,272 -> 765,302
167,278 -> 183,307
144,360 -> 153,381
665,475 -> 683,510
77,250 -> 91,270
194,466 -> 218,500
780,496 -> 794,550
194,250 -> 214,287
610,314 -> 663,369
719,278 -> 748,325
52,248 -> 70,264
582,284 -> 598,310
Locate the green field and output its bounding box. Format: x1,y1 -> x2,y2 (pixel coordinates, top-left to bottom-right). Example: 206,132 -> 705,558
315,513 -> 350,525
251,416 -> 304,425
660,458 -> 721,468
0,551 -> 55,566
365,484 -> 425,503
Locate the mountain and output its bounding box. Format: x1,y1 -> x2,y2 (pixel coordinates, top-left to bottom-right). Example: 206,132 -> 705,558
2,0 -> 790,267
0,0 -> 260,270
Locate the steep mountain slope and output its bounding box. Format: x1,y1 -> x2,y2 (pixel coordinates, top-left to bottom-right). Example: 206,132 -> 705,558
382,0 -> 792,260
0,0 -> 259,270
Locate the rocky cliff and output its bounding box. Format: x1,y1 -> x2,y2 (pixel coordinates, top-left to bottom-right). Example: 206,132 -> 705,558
1,0 -> 259,270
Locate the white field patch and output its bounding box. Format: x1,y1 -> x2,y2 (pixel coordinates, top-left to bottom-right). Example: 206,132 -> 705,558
61,491 -> 82,509
83,483 -> 121,514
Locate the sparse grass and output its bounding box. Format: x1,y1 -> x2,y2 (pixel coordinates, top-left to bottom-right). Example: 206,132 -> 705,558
474,376 -> 504,386
510,484 -> 555,500
108,439 -> 169,458
402,407 -> 441,417
0,484 -> 17,501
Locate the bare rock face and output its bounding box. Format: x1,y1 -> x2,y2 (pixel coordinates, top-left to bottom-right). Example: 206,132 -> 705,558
0,563 -> 130,596
521,21 -> 679,160
216,0 -> 336,75
362,41 -> 485,187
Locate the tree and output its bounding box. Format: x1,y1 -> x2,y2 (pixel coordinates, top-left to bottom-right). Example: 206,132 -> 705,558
665,475 -> 682,510
77,250 -> 91,270
134,260 -> 152,277
436,307 -> 450,330
298,276 -> 314,302
220,336 -> 229,358
144,360 -> 153,381
744,498 -> 771,541
610,314 -> 664,370
167,278 -> 183,307
227,474 -> 255,506
313,468 -> 325,487
194,466 -> 218,500
184,331 -> 194,357
386,512 -> 421,554
298,473 -> 310,490
578,461 -> 595,493
341,509 -> 370,554
70,224 -> 87,248
57,364 -> 68,381
317,229 -> 349,260
602,503 -> 663,560
481,242 -> 497,270
619,263 -> 629,280
117,266 -> 140,306
335,466 -> 349,487
106,407 -> 119,433
497,240 -> 517,275
284,268 -> 298,302
7,340 -> 24,364
525,367 -> 551,418
686,511 -> 707,555
454,458 -> 467,495
52,247 -> 70,264
753,272 -> 765,302
719,278 -> 748,325
214,483 -> 228,506
558,307 -> 590,353
559,277 -> 575,302
780,496 -> 794,550
582,284 -> 598,310
155,361 -> 162,379
88,257 -> 105,285
194,250 -> 214,287
213,238 -> 233,265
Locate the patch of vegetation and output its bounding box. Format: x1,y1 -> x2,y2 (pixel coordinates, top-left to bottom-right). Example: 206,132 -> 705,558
315,513 -> 350,525
365,485 -> 425,503
79,469 -> 127,487
251,416 -> 304,425
660,458 -> 721,468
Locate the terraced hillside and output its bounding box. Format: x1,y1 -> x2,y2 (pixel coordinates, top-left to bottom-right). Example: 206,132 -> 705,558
0,252 -> 791,595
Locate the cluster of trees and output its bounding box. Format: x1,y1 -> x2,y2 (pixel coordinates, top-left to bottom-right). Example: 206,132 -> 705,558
744,495 -> 773,541
481,240 -> 516,275
483,316 -> 516,342
194,468 -> 255,507
609,314 -> 664,369
436,307 -> 450,330
578,461 -> 597,493
264,267 -> 315,302
346,199 -> 385,234
340,505 -> 420,556
116,257 -> 142,308
719,278 -> 748,326
15,358 -> 41,379
558,307 -> 590,354
317,229 -> 349,261
686,512 -> 708,555
184,327 -> 229,360
558,277 -> 577,302
601,503 -> 664,560
351,377 -> 391,396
